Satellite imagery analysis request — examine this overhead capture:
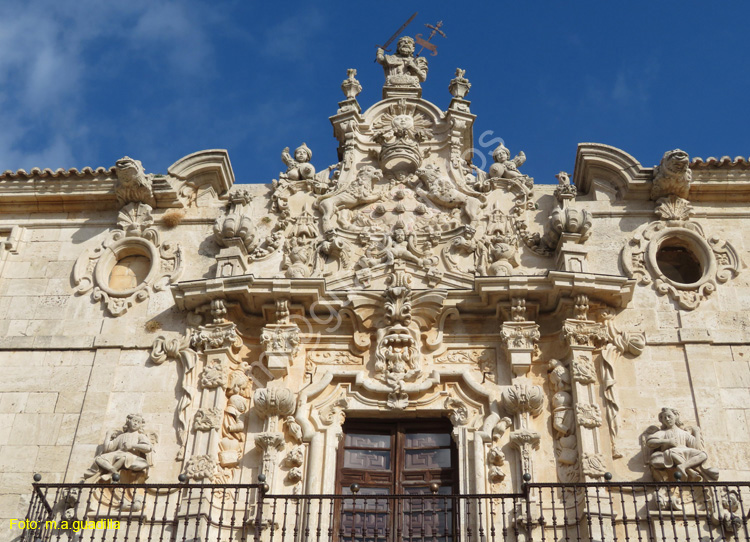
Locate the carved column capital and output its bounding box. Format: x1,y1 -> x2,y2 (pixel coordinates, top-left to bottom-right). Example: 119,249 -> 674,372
260,324 -> 300,378
500,321 -> 540,377
561,319 -> 607,350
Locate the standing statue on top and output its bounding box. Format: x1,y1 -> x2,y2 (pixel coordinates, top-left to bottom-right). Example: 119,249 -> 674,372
376,36 -> 428,87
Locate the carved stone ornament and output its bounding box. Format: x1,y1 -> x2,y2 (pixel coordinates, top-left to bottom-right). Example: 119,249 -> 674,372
621,205 -> 741,310
82,414 -> 157,483
501,384 -> 544,417
114,156 -> 154,206
319,397 -> 348,426
73,202 -> 183,316
581,452 -> 607,479
575,403 -> 602,429
561,320 -> 608,349
570,355 -> 597,385
191,321 -> 242,352
500,322 -> 540,351
193,407 -> 222,432
253,387 -> 296,420
150,333 -> 197,460
444,397 -> 469,426
642,407 -> 719,483
650,149 -> 692,201
200,360 -> 227,389
184,454 -> 218,482
213,188 -> 257,252
375,35 -> 428,90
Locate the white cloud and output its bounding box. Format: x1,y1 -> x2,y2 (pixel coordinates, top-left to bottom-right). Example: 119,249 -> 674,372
0,0 -> 219,171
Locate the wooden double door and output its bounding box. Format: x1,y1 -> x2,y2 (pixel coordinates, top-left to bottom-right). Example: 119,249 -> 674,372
336,419 -> 458,541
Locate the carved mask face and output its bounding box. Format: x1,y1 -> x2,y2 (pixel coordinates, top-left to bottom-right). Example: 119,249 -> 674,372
392,115 -> 414,133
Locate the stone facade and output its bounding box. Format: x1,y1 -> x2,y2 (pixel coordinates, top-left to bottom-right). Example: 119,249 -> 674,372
2,38 -> 750,535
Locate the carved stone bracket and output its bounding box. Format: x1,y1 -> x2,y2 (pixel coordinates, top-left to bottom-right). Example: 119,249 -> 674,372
500,321 -> 540,377
501,384 -> 544,418
509,429 -> 541,480
260,324 -> 301,378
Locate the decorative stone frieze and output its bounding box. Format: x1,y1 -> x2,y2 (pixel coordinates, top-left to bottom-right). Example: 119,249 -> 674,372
73,202 -> 183,316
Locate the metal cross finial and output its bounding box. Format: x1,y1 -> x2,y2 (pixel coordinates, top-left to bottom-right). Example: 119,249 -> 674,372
415,20 -> 447,57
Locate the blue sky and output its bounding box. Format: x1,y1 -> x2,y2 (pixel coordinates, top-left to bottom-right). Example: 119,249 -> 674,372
1,1 -> 748,184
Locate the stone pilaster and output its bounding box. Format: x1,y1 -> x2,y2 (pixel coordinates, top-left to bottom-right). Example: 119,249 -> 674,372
561,318 -> 608,481
500,319 -> 543,483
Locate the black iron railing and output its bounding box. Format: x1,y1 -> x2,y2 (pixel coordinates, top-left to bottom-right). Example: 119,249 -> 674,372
21,480 -> 750,541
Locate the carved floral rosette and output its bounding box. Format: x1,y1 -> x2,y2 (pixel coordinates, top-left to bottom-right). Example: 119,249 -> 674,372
73,203 -> 183,316
621,199 -> 741,309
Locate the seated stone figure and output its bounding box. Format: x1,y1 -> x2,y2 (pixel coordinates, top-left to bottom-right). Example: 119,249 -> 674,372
83,413 -> 155,483
645,407 -> 718,482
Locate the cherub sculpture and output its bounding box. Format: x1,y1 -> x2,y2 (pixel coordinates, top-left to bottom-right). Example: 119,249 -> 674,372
471,143 -> 532,191
645,407 -> 719,482
376,36 -> 428,87
83,414 -> 156,483
279,143 -> 338,195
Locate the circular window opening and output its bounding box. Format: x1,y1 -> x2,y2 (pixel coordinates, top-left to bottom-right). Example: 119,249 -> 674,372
655,241 -> 703,285
108,255 -> 151,291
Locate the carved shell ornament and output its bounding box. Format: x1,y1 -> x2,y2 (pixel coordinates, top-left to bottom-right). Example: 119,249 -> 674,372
621,198 -> 741,310
73,203 -> 183,316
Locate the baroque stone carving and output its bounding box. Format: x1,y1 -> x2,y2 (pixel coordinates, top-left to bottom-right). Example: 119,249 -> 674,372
449,68 -> 471,99
651,149 -> 692,200
73,202 -> 183,316
570,355 -> 597,384
621,204 -> 741,309
213,189 -> 257,252
373,101 -> 433,174
317,166 -> 383,231
150,333 -> 197,460
219,394 -> 248,468
601,312 -> 646,458
184,454 -> 218,482
477,206 -> 520,276
200,360 -> 228,389
444,397 -> 469,426
414,164 -> 485,223
376,36 -> 428,89
254,387 -> 296,421
643,407 -> 719,482
114,156 -> 154,206
581,452 -> 607,479
501,384 -> 544,417
509,429 -> 541,477
562,320 -> 608,349
82,414 -> 157,483
193,407 -> 222,432
575,403 -> 602,429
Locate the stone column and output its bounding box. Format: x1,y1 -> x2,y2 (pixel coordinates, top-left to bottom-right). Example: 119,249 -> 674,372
500,310 -> 542,484
561,306 -> 612,540
253,386 -> 296,494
